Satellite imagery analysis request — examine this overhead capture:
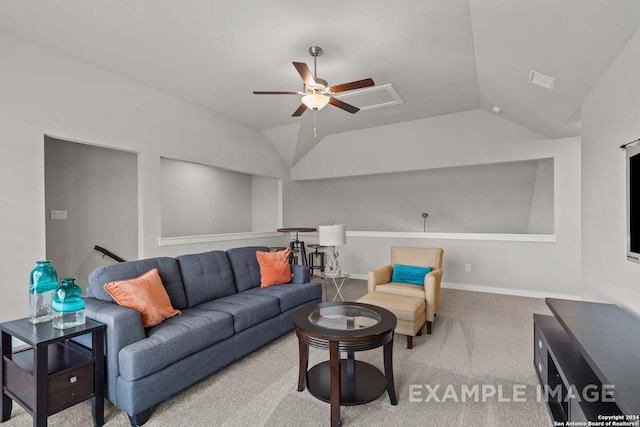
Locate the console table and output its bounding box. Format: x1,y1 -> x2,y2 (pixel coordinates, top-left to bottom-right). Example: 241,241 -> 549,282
534,298 -> 640,423
1,318 -> 105,427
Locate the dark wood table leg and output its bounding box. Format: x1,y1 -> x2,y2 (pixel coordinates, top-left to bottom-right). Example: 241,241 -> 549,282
1,331 -> 12,422
297,338 -> 308,392
383,339 -> 397,405
329,341 -> 341,427
92,330 -> 105,427
34,345 -> 48,427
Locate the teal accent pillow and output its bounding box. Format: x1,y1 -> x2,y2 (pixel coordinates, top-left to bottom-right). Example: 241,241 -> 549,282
391,264 -> 433,286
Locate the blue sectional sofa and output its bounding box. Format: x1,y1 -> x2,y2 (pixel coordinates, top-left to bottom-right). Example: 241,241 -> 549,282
83,246 -> 322,426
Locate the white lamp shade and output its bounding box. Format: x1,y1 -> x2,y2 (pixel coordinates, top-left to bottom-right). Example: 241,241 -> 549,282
301,94 -> 330,110
319,224 -> 346,246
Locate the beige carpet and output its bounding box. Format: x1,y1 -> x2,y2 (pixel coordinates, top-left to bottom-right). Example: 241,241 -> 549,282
3,280 -> 554,426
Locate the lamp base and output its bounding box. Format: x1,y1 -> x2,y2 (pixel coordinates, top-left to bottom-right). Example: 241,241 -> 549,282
324,246 -> 342,278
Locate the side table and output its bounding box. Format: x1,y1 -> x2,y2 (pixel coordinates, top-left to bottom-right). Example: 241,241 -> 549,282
0,318 -> 105,427
293,302 -> 398,427
321,273 -> 350,302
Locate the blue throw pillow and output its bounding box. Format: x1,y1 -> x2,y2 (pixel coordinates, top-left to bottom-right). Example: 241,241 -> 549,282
391,264 -> 433,286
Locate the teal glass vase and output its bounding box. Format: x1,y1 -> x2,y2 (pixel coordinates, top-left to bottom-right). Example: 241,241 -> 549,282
28,260 -> 58,323
52,277 -> 85,329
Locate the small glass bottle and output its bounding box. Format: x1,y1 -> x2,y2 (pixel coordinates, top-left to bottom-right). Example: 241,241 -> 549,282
28,260 -> 59,323
52,277 -> 85,329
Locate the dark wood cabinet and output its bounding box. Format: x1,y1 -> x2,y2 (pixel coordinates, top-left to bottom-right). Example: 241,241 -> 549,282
534,298 -> 640,423
1,318 -> 105,427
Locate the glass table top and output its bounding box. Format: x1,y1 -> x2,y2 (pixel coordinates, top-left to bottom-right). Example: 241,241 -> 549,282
308,304 -> 381,330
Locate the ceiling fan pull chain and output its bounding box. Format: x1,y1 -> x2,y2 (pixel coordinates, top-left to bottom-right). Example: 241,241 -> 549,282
314,111 -> 318,138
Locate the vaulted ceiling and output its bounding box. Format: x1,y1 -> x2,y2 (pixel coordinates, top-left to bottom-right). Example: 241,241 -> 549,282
1,0 -> 640,165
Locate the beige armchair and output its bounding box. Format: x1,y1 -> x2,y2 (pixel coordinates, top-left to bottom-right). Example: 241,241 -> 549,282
368,247 -> 443,336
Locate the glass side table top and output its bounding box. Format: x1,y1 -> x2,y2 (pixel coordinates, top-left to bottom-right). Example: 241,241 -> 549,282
308,304 -> 381,330
319,272 -> 350,279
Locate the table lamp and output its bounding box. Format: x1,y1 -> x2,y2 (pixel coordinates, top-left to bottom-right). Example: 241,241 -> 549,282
319,224 -> 347,278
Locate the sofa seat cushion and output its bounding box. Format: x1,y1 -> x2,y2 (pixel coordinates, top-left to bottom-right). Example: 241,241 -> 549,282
243,282 -> 322,312
176,250 -> 237,307
195,293 -> 279,333
376,282 -> 426,299
118,309 -> 234,381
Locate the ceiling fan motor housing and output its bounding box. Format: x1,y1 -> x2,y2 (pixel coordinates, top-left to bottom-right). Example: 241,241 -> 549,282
305,78 -> 328,94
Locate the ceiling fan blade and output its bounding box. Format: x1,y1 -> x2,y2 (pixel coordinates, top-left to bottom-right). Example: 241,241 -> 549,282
293,62 -> 316,86
329,78 -> 375,93
253,91 -> 299,95
292,104 -> 308,117
329,97 -> 360,114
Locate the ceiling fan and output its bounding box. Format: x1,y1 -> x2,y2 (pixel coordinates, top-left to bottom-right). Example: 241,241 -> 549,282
253,46 -> 375,117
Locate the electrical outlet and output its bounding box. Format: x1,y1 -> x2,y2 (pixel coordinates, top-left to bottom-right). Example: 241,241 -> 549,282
51,210 -> 67,220
465,264 -> 471,272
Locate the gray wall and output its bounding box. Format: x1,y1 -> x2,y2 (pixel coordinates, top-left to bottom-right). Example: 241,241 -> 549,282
582,25 -> 640,314
285,110 -> 581,298
289,159 -> 554,234
0,35 -> 290,322
161,158 -> 252,237
161,159 -> 281,237
44,137 -> 138,283
252,175 -> 281,232
527,158 -> 555,233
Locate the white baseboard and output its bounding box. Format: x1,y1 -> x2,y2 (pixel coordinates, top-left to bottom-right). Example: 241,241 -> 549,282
442,281 -> 581,300
343,273 -> 581,300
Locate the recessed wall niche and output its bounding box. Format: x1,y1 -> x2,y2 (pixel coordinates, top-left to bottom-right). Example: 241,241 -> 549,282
288,158 -> 554,234
160,157 -> 281,237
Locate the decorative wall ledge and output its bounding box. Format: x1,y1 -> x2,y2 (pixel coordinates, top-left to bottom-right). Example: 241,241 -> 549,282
346,231 -> 556,242
158,231 -> 282,246
159,230 -> 556,246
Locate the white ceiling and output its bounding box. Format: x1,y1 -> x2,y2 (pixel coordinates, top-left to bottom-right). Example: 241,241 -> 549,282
1,0 -> 639,164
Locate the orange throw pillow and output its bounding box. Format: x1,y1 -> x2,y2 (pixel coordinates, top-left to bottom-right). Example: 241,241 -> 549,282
104,268 -> 181,328
256,248 -> 293,288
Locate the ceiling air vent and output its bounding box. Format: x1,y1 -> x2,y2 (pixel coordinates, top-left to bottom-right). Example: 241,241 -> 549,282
529,70 -> 556,90
334,83 -> 404,111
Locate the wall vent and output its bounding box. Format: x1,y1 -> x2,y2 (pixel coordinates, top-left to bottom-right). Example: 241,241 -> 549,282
334,83 -> 404,111
529,70 -> 556,90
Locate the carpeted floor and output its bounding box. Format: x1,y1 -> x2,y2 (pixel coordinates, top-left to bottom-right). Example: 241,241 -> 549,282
3,278 -> 554,426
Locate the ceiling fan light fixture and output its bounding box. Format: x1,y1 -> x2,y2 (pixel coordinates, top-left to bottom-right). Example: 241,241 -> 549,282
301,93 -> 330,110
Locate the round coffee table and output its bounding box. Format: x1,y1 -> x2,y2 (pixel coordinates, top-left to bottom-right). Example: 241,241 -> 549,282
293,302 -> 398,427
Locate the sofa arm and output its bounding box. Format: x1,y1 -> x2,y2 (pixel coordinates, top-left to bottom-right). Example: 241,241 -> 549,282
291,265 -> 311,284
367,265 -> 393,293
84,297 -> 146,404
424,268 -> 443,321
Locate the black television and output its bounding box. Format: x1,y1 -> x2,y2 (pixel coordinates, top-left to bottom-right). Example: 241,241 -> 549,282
627,143 -> 640,263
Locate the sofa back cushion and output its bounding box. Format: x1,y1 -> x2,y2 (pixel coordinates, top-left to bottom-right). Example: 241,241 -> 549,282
226,246 -> 270,292
176,250 -> 237,307
88,257 -> 188,310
